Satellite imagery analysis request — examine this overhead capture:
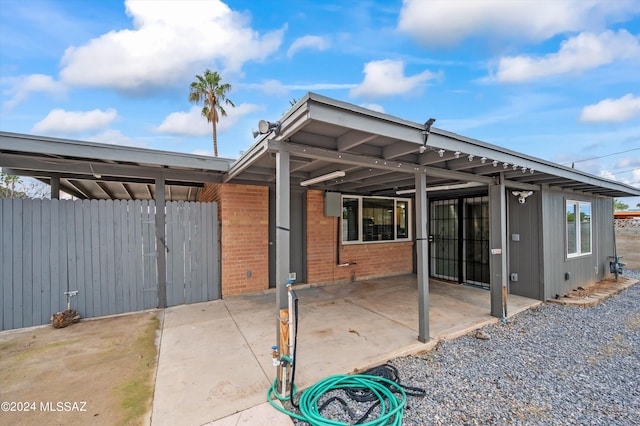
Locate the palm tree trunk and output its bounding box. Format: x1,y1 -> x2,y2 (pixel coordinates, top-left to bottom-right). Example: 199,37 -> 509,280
212,120 -> 218,157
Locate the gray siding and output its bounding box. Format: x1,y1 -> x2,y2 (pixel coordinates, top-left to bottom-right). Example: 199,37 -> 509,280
540,189 -> 614,299
508,191 -> 543,300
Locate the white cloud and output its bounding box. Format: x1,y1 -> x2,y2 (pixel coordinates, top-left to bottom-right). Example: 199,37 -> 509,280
3,74 -> 66,109
90,129 -> 147,148
599,170 -> 617,181
32,108 -> 117,134
360,103 -> 385,113
240,80 -> 357,95
59,0 -> 284,91
398,0 -> 640,46
493,30 -> 640,83
155,103 -> 262,136
580,94 -> 640,123
350,60 -> 438,98
287,35 -> 329,58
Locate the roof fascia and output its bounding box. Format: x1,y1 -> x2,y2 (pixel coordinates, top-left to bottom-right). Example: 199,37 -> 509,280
0,131 -> 233,172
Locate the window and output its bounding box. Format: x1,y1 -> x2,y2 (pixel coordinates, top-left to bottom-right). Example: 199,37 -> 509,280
342,196 -> 411,243
566,200 -> 591,257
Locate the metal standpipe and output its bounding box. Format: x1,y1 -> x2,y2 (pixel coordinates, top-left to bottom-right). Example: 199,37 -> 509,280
273,281 -> 297,400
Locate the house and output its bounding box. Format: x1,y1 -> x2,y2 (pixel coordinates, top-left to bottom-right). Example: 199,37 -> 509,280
1,93 -> 639,338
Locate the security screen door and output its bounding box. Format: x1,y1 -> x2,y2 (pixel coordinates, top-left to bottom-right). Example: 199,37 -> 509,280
430,197 -> 490,288
431,200 -> 459,281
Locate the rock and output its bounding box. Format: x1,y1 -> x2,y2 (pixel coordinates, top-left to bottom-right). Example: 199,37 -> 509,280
50,309 -> 81,328
474,330 -> 491,340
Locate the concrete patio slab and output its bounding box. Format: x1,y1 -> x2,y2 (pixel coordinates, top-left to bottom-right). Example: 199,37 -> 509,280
151,275 -> 540,425
152,301 -> 272,426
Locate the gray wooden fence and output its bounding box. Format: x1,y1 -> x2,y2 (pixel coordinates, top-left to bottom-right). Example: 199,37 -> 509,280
166,201 -> 219,306
1,198 -> 219,331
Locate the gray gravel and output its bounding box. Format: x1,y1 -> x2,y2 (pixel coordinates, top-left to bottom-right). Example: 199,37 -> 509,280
292,270 -> 640,425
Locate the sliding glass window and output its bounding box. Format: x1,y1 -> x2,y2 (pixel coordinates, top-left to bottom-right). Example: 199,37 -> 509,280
342,196 -> 411,243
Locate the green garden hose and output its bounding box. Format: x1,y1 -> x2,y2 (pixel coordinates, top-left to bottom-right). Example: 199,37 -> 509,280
267,373 -> 407,425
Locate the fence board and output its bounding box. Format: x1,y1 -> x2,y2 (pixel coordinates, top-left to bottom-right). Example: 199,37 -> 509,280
22,200 -> 33,328
142,201 -> 157,309
2,199 -> 13,329
40,200 -> 52,324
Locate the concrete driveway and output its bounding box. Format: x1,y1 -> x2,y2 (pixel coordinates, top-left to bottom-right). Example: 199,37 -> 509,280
151,275 -> 538,425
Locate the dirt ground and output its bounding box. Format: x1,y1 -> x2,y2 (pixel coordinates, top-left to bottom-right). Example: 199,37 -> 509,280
0,311 -> 159,426
568,275 -> 634,297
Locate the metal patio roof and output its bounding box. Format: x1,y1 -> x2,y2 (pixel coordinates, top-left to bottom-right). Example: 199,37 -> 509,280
0,132 -> 233,201
226,93 -> 640,199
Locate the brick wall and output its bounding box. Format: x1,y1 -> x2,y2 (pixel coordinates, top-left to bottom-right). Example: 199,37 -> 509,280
200,183 -> 269,296
200,186 -> 414,296
306,190 -> 413,284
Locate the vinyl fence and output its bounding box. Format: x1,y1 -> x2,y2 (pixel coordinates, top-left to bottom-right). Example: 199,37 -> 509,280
1,198 -> 218,331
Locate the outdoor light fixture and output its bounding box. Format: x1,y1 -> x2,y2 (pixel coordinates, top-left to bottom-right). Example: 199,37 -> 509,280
503,162 -> 509,169
300,171 -> 345,187
427,182 -> 484,192
454,151 -> 461,159
396,182 -> 485,194
522,167 -> 527,173
252,120 -> 281,138
438,149 -> 445,157
396,189 -> 416,195
493,160 -> 499,167
530,169 -> 535,174
468,154 -> 474,162
512,164 -> 518,171
419,118 -> 437,153
481,157 -> 487,164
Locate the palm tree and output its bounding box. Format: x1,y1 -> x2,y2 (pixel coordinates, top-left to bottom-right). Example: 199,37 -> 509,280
188,69 -> 235,157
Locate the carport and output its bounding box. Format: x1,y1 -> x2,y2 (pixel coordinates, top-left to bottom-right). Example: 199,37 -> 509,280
0,132 -> 233,328
224,92 -> 638,345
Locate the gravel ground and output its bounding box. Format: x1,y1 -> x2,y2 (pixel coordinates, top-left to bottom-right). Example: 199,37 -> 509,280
292,270 -> 640,425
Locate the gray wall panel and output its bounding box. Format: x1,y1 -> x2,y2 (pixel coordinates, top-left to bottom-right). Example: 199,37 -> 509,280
541,189 -> 614,300
508,191 -> 543,300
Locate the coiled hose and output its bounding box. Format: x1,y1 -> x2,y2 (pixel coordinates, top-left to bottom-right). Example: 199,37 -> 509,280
267,372 -> 407,425
267,294 -> 424,424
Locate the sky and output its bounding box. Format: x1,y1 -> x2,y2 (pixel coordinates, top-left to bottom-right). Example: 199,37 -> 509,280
1,0 -> 639,206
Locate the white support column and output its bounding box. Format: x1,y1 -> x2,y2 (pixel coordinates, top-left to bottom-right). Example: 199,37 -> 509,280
489,175 -> 508,318
415,173 -> 430,342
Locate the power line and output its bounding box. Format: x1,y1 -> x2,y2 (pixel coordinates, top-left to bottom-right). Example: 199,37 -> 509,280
608,167 -> 639,176
564,147 -> 640,165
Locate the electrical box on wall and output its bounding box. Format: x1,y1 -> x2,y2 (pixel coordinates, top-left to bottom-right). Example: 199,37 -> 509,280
324,192 -> 341,217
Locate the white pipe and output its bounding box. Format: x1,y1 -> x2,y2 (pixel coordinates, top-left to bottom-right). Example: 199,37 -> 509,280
288,285 -> 294,363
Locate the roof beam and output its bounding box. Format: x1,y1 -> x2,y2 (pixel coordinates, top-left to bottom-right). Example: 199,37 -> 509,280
122,183 -> 136,200
66,179 -> 91,199
267,139 -> 496,185
382,141 -> 419,160
337,130 -> 377,151
96,182 -> 115,199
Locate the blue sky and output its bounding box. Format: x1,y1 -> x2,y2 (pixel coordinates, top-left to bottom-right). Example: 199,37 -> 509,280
1,0 -> 639,205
